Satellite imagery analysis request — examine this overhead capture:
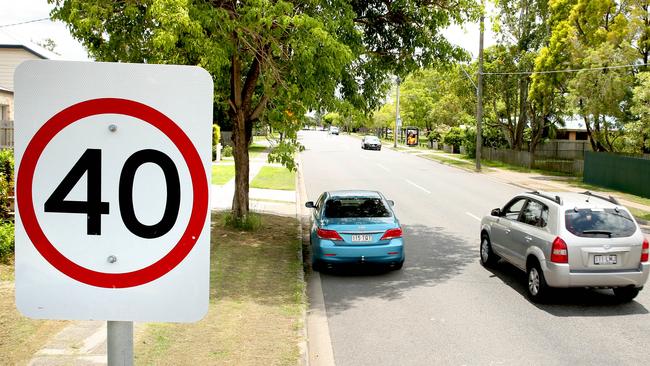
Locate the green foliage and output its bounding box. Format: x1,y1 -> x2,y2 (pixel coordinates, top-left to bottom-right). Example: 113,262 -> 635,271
427,130 -> 442,142
222,212 -> 262,231
212,124 -> 221,160
222,145 -> 233,157
0,221 -> 14,263
0,149 -> 14,220
443,127 -> 465,148
630,72 -> 650,151
463,127 -> 477,158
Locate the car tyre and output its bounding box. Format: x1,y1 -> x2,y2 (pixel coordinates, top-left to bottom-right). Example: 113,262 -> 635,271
479,234 -> 499,268
393,260 -> 404,270
526,261 -> 550,303
613,286 -> 640,302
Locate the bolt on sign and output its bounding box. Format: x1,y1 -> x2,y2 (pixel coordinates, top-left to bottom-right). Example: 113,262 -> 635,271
14,61 -> 212,322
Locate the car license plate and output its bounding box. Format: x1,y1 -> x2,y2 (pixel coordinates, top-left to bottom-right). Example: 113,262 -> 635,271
351,234 -> 373,242
594,254 -> 617,265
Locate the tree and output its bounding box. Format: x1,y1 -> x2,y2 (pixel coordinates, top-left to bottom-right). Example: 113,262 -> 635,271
52,0 -> 477,220
631,71 -> 650,151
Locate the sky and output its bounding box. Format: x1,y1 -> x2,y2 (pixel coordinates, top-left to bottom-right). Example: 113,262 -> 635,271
0,0 -> 496,62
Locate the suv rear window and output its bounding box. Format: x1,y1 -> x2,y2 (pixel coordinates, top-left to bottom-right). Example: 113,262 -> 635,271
565,208 -> 636,238
324,197 -> 391,218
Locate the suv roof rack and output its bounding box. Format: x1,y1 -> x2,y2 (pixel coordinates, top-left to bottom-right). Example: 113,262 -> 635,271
580,191 -> 619,205
529,191 -> 562,205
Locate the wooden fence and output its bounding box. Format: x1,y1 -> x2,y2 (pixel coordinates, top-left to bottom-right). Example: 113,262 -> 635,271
481,147 -> 584,175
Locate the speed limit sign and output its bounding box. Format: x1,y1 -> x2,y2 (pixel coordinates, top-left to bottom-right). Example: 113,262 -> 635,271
14,61 -> 212,322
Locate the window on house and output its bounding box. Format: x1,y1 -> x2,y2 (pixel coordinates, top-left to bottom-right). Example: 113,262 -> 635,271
0,105 -> 8,121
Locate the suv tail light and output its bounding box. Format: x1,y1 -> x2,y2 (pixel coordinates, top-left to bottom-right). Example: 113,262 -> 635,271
317,228 -> 343,241
381,228 -> 403,240
550,237 -> 568,263
642,238 -> 649,263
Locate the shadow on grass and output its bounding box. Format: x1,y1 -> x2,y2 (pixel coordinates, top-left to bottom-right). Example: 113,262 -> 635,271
484,260 -> 649,317
315,224 -> 475,315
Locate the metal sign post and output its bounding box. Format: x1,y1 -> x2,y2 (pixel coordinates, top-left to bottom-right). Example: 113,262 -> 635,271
107,321 -> 133,366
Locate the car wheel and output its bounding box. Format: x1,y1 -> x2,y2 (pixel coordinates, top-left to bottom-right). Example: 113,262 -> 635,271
527,261 -> 550,302
479,234 -> 499,268
378,147 -> 382,151
613,286 -> 640,302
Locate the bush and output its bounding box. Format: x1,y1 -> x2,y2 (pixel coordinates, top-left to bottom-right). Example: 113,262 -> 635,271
0,221 -> 14,263
427,130 -> 441,142
222,145 -> 233,157
442,127 -> 464,149
463,127 -> 477,158
212,124 -> 221,161
0,149 -> 14,220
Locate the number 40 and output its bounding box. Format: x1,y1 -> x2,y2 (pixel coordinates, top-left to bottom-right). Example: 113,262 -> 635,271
44,148 -> 181,239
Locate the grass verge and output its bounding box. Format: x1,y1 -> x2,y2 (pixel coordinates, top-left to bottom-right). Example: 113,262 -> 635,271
628,207 -> 650,222
420,153 -> 476,171
251,166 -> 296,191
211,164 -> 236,185
135,212 -> 305,365
0,260 -> 69,365
249,144 -> 267,159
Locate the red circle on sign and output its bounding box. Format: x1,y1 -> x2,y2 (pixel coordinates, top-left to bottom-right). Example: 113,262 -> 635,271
17,98 -> 208,288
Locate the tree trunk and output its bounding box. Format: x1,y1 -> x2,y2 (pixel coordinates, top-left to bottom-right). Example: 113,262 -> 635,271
231,110 -> 250,217
514,77 -> 529,150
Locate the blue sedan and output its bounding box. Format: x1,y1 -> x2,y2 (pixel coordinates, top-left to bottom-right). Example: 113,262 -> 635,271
305,190 -> 404,270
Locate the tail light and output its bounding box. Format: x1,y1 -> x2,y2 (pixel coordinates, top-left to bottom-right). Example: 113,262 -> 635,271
381,227 -> 403,240
642,238 -> 649,263
550,237 -> 568,263
317,228 -> 343,241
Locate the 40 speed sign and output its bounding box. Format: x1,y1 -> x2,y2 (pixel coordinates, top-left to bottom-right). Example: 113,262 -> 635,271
14,61 -> 212,322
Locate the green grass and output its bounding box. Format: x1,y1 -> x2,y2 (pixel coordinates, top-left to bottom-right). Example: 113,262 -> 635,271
628,207 -> 650,222
211,164 -> 235,185
421,153 -> 477,171
567,178 -> 650,207
135,212 -> 305,365
251,166 -> 296,191
249,143 -> 267,159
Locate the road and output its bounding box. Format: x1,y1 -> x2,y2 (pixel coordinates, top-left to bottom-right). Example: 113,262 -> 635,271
299,130 -> 650,366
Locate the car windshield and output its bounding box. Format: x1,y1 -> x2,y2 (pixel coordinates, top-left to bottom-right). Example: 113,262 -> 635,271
324,197 -> 391,218
565,208 -> 636,238
366,137 -> 379,143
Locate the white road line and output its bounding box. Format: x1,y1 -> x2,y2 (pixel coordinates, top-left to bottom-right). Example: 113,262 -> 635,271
376,163 -> 391,172
466,212 -> 481,221
404,179 -> 431,194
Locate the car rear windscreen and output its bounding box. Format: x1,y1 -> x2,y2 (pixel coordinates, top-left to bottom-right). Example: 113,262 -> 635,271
324,197 -> 391,218
565,208 -> 636,238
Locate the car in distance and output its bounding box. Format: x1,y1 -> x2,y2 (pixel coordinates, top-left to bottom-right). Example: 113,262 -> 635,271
306,190 -> 404,270
361,135 -> 382,150
329,126 -> 339,135
480,191 -> 649,302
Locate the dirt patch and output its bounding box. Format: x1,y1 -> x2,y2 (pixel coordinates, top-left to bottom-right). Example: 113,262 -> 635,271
134,212 -> 305,365
0,261 -> 69,366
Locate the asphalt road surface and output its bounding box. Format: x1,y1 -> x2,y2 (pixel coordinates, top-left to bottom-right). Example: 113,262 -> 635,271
299,130 -> 650,366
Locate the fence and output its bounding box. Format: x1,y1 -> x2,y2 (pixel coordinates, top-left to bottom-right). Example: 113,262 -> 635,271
584,152 -> 650,198
481,147 -> 584,175
533,140 -> 591,160
0,120 -> 13,148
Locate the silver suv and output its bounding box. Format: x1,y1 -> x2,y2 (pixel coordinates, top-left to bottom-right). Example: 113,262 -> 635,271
480,191 -> 649,302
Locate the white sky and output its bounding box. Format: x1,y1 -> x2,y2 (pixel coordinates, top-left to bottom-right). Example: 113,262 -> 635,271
0,0 -> 496,62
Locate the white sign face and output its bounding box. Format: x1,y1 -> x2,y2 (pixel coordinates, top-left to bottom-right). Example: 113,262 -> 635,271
14,60 -> 212,322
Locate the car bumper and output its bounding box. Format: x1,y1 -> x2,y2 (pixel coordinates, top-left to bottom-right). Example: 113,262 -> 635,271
543,261 -> 650,288
314,239 -> 404,264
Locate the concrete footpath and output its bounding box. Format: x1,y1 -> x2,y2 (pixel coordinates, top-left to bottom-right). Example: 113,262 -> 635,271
28,150 -> 298,365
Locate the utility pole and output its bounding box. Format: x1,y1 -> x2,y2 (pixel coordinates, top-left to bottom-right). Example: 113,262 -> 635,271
475,0 -> 485,172
394,76 -> 401,148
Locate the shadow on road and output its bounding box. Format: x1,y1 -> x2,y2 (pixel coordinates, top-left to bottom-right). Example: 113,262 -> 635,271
485,260 -> 649,317
317,224 -> 475,315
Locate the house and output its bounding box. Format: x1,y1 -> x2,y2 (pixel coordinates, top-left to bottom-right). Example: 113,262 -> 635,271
556,116 -> 589,141
0,30 -> 57,147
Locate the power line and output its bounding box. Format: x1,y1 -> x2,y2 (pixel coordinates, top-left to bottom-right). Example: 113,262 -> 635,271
0,18 -> 50,29
482,63 -> 649,76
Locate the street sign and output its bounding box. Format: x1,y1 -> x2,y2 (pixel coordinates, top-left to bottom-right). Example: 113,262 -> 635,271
14,60 -> 213,322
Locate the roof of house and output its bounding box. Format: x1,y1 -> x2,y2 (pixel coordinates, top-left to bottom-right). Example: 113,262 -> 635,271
0,30 -> 59,60
0,85 -> 13,93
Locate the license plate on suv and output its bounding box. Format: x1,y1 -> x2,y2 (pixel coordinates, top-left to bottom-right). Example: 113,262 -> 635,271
351,234 -> 373,242
594,254 -> 617,265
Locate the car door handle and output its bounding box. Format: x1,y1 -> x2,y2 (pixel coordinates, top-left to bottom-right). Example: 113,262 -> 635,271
524,236 -> 533,241
504,229 -> 511,234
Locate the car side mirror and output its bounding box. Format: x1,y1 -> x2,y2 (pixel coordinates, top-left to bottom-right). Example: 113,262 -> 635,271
305,201 -> 315,209
387,200 -> 395,207
491,208 -> 502,217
